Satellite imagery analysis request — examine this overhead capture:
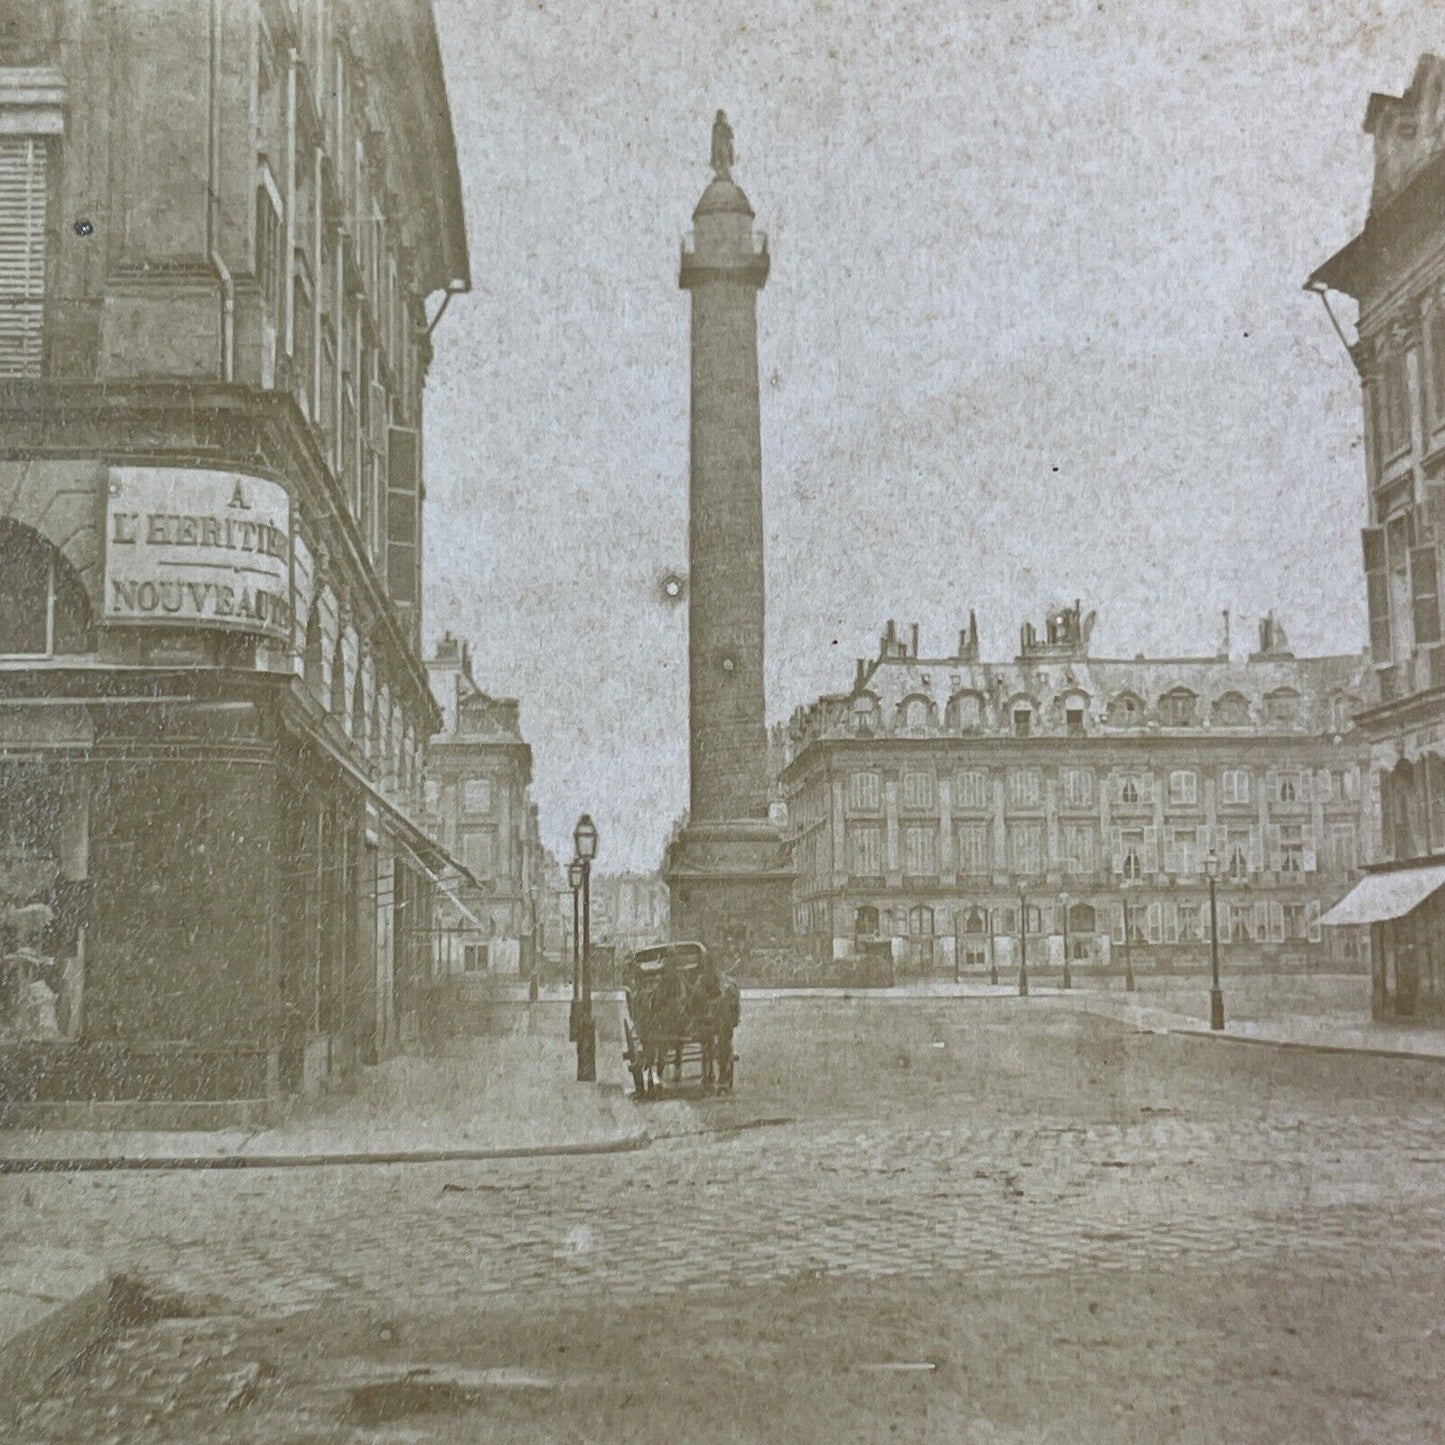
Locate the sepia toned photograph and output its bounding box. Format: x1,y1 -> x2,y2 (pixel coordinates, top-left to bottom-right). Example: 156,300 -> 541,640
3,0 -> 1445,1439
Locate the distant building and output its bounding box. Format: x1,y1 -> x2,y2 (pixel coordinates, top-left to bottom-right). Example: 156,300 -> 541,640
588,872 -> 670,956
0,0 -> 470,1106
424,635 -> 543,977
1309,54 -> 1445,1021
779,608 -> 1374,977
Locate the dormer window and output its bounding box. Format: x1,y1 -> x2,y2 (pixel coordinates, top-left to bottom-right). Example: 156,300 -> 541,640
901,695 -> 931,734
1106,692 -> 1144,728
1013,706 -> 1033,738
1213,692 -> 1250,727
851,695 -> 879,735
1264,687 -> 1301,728
1159,688 -> 1197,728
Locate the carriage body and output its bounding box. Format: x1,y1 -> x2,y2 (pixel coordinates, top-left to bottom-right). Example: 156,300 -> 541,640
622,942 -> 738,1096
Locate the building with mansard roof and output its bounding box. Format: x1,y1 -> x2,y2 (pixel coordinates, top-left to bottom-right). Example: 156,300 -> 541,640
777,606 -> 1374,978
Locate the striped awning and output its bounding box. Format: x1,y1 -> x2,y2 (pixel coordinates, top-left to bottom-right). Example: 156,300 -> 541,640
1319,865 -> 1445,927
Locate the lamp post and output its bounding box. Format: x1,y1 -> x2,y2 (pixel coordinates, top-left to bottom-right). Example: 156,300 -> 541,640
1205,847 -> 1225,1031
567,860 -> 583,1042
1058,891 -> 1072,990
988,906 -> 998,986
1018,890 -> 1029,997
573,813 -> 599,1080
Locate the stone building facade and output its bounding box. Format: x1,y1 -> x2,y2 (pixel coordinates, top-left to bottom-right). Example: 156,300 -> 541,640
424,634 -> 544,979
0,0 -> 470,1109
779,607 -> 1374,978
1310,54 -> 1445,1021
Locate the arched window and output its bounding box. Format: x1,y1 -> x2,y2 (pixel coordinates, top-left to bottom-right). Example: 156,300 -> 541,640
1067,902 -> 1096,933
0,519 -> 95,656
962,905 -> 988,935
1212,691 -> 1250,727
1264,687 -> 1302,728
1106,692 -> 1144,728
900,694 -> 932,734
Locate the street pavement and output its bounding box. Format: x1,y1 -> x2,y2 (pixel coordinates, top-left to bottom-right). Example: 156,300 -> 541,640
6,995 -> 1445,1442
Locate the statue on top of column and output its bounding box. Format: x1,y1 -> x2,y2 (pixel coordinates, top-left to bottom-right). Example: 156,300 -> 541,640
710,110 -> 734,181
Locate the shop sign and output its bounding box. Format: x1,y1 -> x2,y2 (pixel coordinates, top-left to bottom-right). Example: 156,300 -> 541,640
104,468 -> 292,643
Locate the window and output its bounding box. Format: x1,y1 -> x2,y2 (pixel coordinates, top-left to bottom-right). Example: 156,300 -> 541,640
1283,902 -> 1308,941
1107,692 -> 1144,727
956,821 -> 990,876
901,696 -> 931,733
463,943 -> 489,973
954,769 -> 988,810
901,770 -> 936,811
1227,903 -> 1254,943
1008,769 -> 1042,808
1224,828 -> 1251,880
1009,822 -> 1043,874
463,778 -> 493,814
1159,689 -> 1197,727
1213,692 -> 1250,727
1264,689 -> 1301,728
1328,823 -> 1358,873
948,693 -> 982,732
849,825 -> 883,876
0,521 -> 93,656
1168,770 -> 1198,806
1220,769 -> 1251,805
1012,706 -> 1033,738
1060,768 -> 1094,808
1430,299 -> 1445,429
1278,824 -> 1306,874
1177,902 -> 1203,942
1171,828 -> 1199,876
853,905 -> 880,939
903,826 -> 937,876
851,695 -> 879,734
1065,706 -> 1086,737
0,137 -> 48,378
423,779 -> 440,812
1115,772 -> 1150,806
1274,770 -> 1310,805
848,771 -> 881,812
1063,822 -> 1095,875
461,828 -> 495,879
1379,347 -> 1412,460
1120,828 -> 1145,880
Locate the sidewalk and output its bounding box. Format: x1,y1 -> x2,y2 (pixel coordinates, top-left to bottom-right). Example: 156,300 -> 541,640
0,1030 -> 686,1173
1071,991 -> 1445,1061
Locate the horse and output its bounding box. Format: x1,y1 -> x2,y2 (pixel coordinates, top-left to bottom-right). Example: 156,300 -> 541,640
690,969 -> 741,1094
625,967 -> 690,1100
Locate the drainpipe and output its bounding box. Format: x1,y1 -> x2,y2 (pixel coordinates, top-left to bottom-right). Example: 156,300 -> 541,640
208,0 -> 235,382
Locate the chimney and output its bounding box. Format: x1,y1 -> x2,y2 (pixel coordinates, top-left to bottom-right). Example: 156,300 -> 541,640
910,623 -> 920,658
884,619 -> 897,653
854,658 -> 867,691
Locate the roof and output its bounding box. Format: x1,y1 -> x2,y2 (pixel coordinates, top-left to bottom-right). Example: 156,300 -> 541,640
694,177 -> 754,219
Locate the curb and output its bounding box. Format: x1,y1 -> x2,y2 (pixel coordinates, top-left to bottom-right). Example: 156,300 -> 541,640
1133,1023 -> 1445,1065
0,1130 -> 652,1175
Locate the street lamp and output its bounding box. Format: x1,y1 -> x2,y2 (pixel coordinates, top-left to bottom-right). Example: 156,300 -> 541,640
572,813 -> 599,1080
988,906 -> 998,986
1018,890 -> 1029,997
1204,847 -> 1225,1031
567,859 -> 584,1042
1058,891 -> 1072,990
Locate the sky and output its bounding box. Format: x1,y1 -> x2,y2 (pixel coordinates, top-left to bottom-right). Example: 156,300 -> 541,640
421,0 -> 1438,872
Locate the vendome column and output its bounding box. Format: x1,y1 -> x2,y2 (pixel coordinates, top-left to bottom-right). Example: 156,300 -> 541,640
663,113 -> 794,972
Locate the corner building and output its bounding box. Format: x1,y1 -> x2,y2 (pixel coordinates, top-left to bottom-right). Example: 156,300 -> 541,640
780,607 -> 1373,977
0,0 -> 470,1109
1309,54 -> 1445,1022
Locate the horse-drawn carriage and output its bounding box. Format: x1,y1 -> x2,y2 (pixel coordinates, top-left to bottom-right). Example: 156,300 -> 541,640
622,942 -> 739,1099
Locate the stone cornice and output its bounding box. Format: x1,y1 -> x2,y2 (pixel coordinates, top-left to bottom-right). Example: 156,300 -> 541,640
0,66 -> 66,136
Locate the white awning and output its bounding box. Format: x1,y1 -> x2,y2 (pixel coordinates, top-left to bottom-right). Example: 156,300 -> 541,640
1319,865 -> 1445,927
436,887 -> 485,932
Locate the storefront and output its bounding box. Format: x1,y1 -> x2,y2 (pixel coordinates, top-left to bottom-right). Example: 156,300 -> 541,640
1321,861 -> 1445,1021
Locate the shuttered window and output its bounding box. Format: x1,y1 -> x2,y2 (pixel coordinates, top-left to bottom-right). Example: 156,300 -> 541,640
1363,526 -> 1391,665
1411,544 -> 1442,647
0,138 -> 48,379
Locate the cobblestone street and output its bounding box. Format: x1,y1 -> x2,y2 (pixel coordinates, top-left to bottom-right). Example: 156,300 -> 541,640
9,998 -> 1445,1442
